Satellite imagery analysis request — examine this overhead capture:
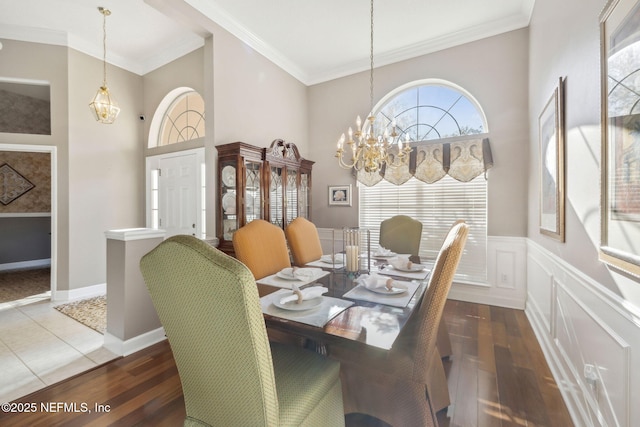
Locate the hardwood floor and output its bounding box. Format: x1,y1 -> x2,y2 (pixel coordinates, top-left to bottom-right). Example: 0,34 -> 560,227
0,300 -> 573,427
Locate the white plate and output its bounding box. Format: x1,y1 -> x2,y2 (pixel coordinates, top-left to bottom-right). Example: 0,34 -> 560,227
391,264 -> 426,272
320,254 -> 345,264
273,297 -> 322,311
365,282 -> 408,295
276,271 -> 301,280
221,165 -> 236,187
222,192 -> 236,214
372,252 -> 396,258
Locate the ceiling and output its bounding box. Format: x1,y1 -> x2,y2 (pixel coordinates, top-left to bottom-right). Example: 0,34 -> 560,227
0,0 -> 535,85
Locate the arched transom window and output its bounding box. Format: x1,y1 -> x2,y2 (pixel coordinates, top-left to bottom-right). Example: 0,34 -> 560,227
158,90 -> 205,146
374,82 -> 486,140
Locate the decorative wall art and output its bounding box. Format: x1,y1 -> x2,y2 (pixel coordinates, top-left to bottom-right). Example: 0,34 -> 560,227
600,0 -> 640,276
0,152 -> 51,213
328,185 -> 352,206
0,163 -> 35,205
539,77 -> 566,242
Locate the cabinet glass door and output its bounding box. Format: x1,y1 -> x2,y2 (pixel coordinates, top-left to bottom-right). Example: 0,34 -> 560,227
270,165 -> 284,228
220,160 -> 238,242
286,168 -> 298,225
245,160 -> 262,222
299,171 -> 310,219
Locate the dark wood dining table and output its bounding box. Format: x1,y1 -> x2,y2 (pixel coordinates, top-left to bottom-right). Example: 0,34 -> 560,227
259,258 -> 431,353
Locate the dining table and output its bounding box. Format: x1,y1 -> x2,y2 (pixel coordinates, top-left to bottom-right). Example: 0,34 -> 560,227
257,254 -> 433,353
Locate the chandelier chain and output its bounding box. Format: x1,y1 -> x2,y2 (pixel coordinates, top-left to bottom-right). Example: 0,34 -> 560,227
102,9 -> 108,87
102,13 -> 106,86
369,0 -> 374,115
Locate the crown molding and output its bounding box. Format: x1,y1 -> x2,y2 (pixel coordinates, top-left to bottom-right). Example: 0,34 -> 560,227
305,13 -> 532,86
0,23 -> 204,76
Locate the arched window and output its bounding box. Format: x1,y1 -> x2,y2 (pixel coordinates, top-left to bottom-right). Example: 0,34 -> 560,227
359,80 -> 490,283
148,88 -> 205,148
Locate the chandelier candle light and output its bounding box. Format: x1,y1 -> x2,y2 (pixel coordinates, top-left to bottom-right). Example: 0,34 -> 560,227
89,6 -> 121,124
335,0 -> 412,173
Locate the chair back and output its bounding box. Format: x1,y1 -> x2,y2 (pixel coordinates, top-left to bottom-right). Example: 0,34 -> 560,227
395,221 -> 469,382
285,217 -> 323,266
140,235 -> 279,426
233,219 -> 291,279
379,215 -> 423,256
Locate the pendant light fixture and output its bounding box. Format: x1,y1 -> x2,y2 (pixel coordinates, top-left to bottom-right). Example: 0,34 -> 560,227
89,7 -> 121,124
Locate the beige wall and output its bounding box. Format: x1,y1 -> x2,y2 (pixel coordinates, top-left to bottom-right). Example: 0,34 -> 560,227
211,26 -> 309,151
0,39 -> 144,292
67,48 -> 144,291
308,29 -> 530,237
0,39 -> 70,289
528,0 -> 640,303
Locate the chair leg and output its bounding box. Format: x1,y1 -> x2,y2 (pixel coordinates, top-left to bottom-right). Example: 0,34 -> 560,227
340,365 -> 437,427
425,349 -> 450,413
436,320 -> 452,359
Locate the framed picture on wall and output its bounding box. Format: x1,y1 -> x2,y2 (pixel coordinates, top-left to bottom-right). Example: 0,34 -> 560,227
328,185 -> 352,206
600,0 -> 640,277
538,77 -> 565,242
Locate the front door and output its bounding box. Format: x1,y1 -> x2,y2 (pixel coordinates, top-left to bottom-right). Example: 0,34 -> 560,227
147,149 -> 203,238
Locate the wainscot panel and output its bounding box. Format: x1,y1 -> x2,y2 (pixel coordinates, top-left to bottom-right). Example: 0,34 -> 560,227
527,240 -> 640,427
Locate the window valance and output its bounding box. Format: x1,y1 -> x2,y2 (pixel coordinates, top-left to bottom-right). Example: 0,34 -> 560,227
356,137 -> 493,186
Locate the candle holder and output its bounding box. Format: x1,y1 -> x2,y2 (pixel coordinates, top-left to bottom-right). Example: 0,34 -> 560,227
343,227 -> 370,278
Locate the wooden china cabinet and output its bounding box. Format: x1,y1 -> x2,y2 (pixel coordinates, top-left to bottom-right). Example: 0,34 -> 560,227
215,139 -> 314,256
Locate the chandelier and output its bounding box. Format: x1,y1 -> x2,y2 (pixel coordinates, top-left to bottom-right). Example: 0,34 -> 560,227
89,7 -> 121,124
335,0 -> 412,173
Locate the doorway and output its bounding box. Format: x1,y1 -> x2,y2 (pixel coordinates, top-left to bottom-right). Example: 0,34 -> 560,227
146,148 -> 205,239
0,144 -> 57,300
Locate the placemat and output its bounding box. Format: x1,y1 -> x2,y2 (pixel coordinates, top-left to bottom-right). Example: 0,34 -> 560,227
256,268 -> 330,289
342,280 -> 420,308
261,288 -> 353,327
377,265 -> 430,281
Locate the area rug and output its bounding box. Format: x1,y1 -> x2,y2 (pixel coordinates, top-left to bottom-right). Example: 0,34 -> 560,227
0,268 -> 51,303
54,295 -> 106,334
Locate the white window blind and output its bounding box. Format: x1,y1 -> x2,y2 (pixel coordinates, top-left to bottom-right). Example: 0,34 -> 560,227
359,175 -> 487,283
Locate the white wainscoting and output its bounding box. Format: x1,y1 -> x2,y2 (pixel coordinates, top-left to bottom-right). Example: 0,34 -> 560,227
527,240 -> 640,427
448,236 -> 528,309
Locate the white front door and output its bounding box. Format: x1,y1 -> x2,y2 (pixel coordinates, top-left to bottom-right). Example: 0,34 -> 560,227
146,148 -> 204,239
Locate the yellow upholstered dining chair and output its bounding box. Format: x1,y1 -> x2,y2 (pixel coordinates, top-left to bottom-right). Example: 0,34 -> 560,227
140,235 -> 345,427
285,217 -> 323,266
379,215 -> 423,257
233,219 -> 291,280
332,221 -> 469,427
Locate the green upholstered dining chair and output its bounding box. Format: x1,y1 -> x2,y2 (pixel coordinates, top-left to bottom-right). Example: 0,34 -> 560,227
379,215 -> 423,257
285,217 -> 323,266
233,219 -> 292,280
331,221 -> 469,427
140,235 -> 345,427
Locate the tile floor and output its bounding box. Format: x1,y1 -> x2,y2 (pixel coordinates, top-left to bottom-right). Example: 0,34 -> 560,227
0,292 -> 118,403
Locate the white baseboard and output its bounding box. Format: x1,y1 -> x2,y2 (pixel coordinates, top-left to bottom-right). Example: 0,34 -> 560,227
52,283 -> 106,302
103,327 -> 167,357
0,258 -> 51,271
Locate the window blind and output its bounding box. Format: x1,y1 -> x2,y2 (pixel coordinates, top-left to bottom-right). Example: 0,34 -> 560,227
359,175 -> 487,283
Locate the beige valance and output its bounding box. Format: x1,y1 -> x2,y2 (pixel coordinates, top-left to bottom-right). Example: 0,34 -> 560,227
356,137 -> 493,186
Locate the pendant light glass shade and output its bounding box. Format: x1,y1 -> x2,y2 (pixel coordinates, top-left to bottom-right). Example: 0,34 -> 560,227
89,7 -> 120,124
89,86 -> 120,124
